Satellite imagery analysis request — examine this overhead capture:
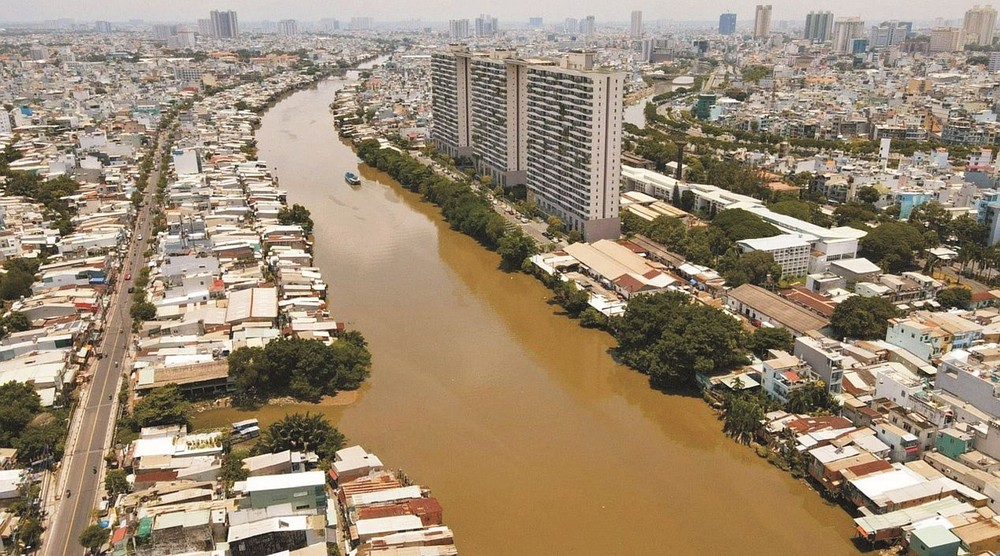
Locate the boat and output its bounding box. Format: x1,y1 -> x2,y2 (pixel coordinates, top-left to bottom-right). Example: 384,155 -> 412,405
345,171 -> 361,185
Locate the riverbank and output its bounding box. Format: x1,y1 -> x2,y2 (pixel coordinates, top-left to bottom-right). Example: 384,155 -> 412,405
225,75 -> 859,555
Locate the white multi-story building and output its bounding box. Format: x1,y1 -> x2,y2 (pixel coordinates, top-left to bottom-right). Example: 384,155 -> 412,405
210,10 -> 239,39
432,48 -> 624,241
754,5 -> 772,38
760,350 -> 820,405
475,14 -> 498,37
525,52 -> 623,240
804,11 -> 834,42
630,11 -> 643,40
964,5 -> 998,46
930,27 -> 966,53
277,19 -> 298,36
737,234 -> 810,279
430,45 -> 473,158
833,17 -> 865,54
449,19 -> 470,40
580,15 -> 596,36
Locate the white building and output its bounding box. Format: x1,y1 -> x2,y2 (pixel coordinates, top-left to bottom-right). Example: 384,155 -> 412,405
210,10 -> 239,39
448,19 -> 469,40
964,5 -> 998,46
630,11 -> 643,40
833,17 -> 866,54
737,234 -> 810,279
754,4 -> 772,38
761,350 -> 820,405
277,19 -> 298,36
930,27 -> 966,53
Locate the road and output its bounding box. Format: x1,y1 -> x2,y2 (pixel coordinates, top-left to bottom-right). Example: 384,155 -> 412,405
41,133 -> 164,556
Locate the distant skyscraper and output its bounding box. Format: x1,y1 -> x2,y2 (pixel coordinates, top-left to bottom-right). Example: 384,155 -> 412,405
152,24 -> 175,41
350,17 -> 373,30
449,19 -> 470,39
277,19 -> 298,36
930,27 -> 966,52
964,5 -> 998,46
529,17 -> 543,28
197,18 -> 212,36
989,50 -> 1000,71
630,11 -> 643,39
580,15 -> 595,36
804,11 -> 834,42
210,10 -> 239,39
754,5 -> 772,38
475,14 -> 498,37
95,20 -> 112,33
170,26 -> 196,48
718,13 -> 737,35
833,17 -> 865,54
869,21 -> 908,49
564,18 -> 578,34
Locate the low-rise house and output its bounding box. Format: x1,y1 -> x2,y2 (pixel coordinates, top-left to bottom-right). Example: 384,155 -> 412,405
240,471 -> 327,514
725,284 -> 829,336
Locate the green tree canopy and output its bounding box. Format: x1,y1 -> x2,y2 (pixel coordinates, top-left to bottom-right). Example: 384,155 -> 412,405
860,221 -> 925,273
497,228 -> 538,271
747,327 -> 794,358
79,524 -> 109,552
785,381 -> 840,414
856,186 -> 881,205
105,469 -> 129,495
830,296 -> 899,340
131,384 -> 191,430
711,208 -> 781,242
615,292 -> 747,388
278,203 -> 314,234
0,381 -> 42,446
723,393 -> 766,444
833,202 -> 878,226
229,334 -> 372,406
720,250 -> 782,287
254,412 -> 345,460
937,286 -> 972,310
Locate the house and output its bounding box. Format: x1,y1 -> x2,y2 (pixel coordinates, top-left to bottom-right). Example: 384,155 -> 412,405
725,284 -> 830,335
331,446 -> 383,483
760,350 -> 821,405
241,471 -> 327,514
907,526 -> 960,556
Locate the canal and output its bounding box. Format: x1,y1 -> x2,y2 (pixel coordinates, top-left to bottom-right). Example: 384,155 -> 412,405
195,75 -> 859,555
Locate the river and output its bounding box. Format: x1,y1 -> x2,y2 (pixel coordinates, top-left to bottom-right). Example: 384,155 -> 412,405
194,73 -> 859,555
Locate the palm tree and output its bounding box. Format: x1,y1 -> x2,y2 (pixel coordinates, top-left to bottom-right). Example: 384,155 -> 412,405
256,412 -> 345,459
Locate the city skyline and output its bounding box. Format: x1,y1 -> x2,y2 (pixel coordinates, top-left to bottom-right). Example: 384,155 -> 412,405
8,0 -> 999,25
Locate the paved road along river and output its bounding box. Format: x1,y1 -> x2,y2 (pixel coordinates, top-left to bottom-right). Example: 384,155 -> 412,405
195,74 -> 860,555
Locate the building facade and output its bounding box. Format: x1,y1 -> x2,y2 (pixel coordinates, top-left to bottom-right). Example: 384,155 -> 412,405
630,11 -> 643,39
719,13 -> 737,35
964,5 -> 998,46
429,46 -> 473,159
754,5 -> 773,38
449,19 -> 470,40
833,17 -> 865,54
210,10 -> 239,39
804,11 -> 834,42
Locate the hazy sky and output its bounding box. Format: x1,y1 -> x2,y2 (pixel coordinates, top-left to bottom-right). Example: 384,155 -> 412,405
8,0 -> 991,24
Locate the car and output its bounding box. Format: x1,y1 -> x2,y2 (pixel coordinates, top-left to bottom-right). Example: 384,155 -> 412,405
124,272 -> 132,281
127,286 -> 134,294
520,218 -> 529,224
137,235 -> 143,241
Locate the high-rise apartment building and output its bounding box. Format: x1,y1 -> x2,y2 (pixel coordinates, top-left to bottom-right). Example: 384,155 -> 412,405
754,5 -> 772,38
832,17 -> 865,54
718,13 -> 737,35
449,19 -> 470,39
565,18 -> 578,34
529,17 -> 543,28
95,21 -> 112,33
350,17 -> 373,30
804,11 -> 834,42
430,47 -> 624,241
169,27 -> 196,48
210,10 -> 239,39
430,46 -> 474,159
152,24 -> 175,41
869,21 -> 908,49
930,27 -> 966,52
475,14 -> 498,37
197,18 -> 212,36
630,11 -> 643,39
277,19 -> 298,36
580,15 -> 596,36
964,5 -> 998,46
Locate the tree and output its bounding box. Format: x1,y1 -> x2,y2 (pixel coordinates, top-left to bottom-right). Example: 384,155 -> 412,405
711,209 -> 781,242
221,449 -> 250,488
0,267 -> 35,301
908,201 -> 951,239
552,280 -> 590,316
615,292 -> 747,387
833,202 -> 878,226
79,524 -> 109,552
130,300 -> 157,321
105,469 -> 129,496
497,228 -> 537,271
278,203 -> 314,234
937,286 -> 972,310
748,327 -> 794,358
860,221 -> 925,273
546,215 -> 565,236
856,185 -> 881,205
15,419 -> 66,463
1,311 -> 30,335
785,381 -> 839,415
721,250 -> 782,287
679,190 -> 695,212
0,381 -> 42,446
723,394 -> 765,444
254,412 -> 345,460
645,215 -> 686,247
830,296 -> 899,340
18,516 -> 43,551
131,384 -> 191,429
